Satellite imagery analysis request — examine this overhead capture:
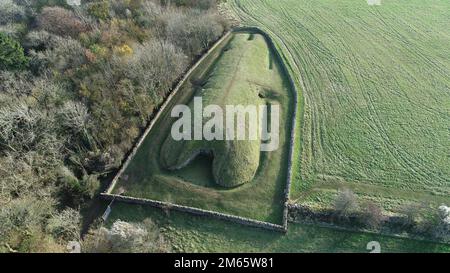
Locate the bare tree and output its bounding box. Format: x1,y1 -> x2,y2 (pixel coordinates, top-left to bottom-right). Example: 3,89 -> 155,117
165,9 -> 224,58
400,202 -> 424,227
57,101 -> 90,135
46,208 -> 81,242
37,6 -> 89,38
83,219 -> 170,253
334,188 -> 358,218
0,0 -> 25,26
361,201 -> 384,229
439,205 -> 450,224
43,36 -> 87,72
126,39 -> 187,94
435,205 -> 450,240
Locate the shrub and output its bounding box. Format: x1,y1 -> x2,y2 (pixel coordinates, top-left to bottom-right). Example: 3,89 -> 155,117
23,31 -> 57,51
104,220 -> 148,251
166,10 -> 224,57
0,23 -> 27,40
439,205 -> 450,224
0,196 -> 63,252
87,1 -> 111,21
37,6 -> 88,38
333,188 -> 358,218
192,12 -> 224,50
66,0 -> 81,6
109,0 -> 128,16
83,219 -> 170,253
28,49 -> 51,73
137,0 -> 163,28
0,70 -> 34,96
0,32 -> 28,70
43,36 -> 87,72
5,226 -> 64,252
0,102 -> 59,154
89,44 -> 108,58
0,197 -> 53,236
167,0 -> 217,10
0,0 -> 26,25
414,206 -> 450,241
126,39 -> 187,93
435,205 -> 450,240
46,208 -> 81,241
57,166 -> 82,203
127,0 -> 143,11
361,201 -> 384,229
57,167 -> 92,207
115,44 -> 133,56
81,174 -> 100,199
98,19 -> 122,45
56,101 -> 91,136
57,167 -> 99,206
31,0 -> 70,11
399,202 -> 423,227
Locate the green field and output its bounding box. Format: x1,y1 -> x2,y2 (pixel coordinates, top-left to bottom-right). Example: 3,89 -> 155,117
228,0 -> 450,211
112,31 -> 295,224
107,203 -> 450,252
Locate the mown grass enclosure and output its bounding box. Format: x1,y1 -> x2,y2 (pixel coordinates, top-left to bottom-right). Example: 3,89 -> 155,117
228,0 -> 450,213
113,31 -> 296,224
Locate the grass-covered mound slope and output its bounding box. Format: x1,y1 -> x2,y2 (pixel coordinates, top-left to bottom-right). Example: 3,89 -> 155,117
160,34 -> 277,187
112,31 -> 295,223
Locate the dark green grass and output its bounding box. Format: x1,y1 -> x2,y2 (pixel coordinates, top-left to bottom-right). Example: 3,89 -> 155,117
112,31 -> 296,224
107,203 -> 450,253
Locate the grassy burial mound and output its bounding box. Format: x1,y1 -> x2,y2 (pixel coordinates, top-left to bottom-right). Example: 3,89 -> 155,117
160,34 -> 279,188
112,31 -> 295,223
229,0 -> 450,214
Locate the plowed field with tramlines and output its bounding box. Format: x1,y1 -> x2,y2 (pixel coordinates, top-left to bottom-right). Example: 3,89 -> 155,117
228,0 -> 450,211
